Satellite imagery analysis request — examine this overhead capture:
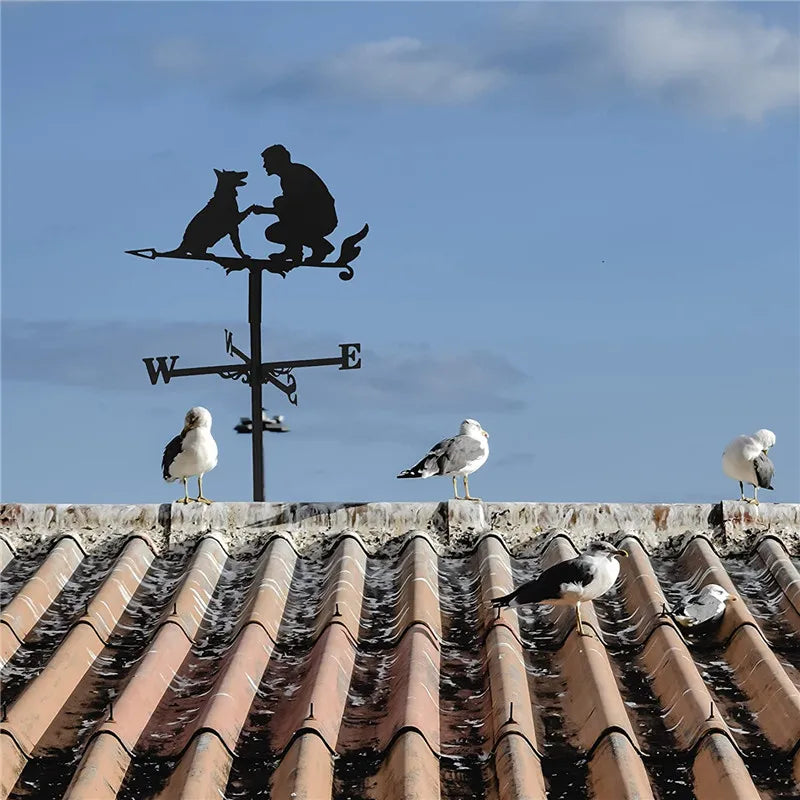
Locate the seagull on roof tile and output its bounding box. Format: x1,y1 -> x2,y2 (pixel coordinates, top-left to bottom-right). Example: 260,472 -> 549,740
397,419 -> 489,501
491,541 -> 628,636
722,428 -> 775,505
162,407 -> 218,504
671,583 -> 737,630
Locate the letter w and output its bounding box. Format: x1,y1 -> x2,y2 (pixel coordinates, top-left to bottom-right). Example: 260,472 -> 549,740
143,356 -> 179,385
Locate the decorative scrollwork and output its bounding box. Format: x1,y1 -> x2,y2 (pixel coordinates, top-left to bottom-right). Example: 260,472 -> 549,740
219,369 -> 249,384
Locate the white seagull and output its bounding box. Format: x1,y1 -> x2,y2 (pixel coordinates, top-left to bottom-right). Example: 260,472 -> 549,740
671,583 -> 737,630
162,407 -> 218,504
397,419 -> 489,500
491,541 -> 628,636
722,428 -> 775,505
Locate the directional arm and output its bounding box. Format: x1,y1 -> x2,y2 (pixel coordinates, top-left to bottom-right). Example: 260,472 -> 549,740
142,342 -> 362,398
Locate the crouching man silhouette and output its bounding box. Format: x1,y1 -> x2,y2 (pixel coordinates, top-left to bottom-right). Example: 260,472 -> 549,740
251,144 -> 338,264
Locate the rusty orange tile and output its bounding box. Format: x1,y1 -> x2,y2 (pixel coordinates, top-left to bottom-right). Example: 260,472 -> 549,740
64,537 -> 227,799
557,631 -> 640,753
2,504 -> 799,798
171,537 -> 296,765
754,536 -> 800,635
692,734 -> 760,800
619,538 -> 736,750
270,732 -> 334,800
369,730 -> 440,800
491,734 -> 546,800
1,536 -> 84,666
679,536 -> 800,751
391,536 -> 442,641
312,536 -> 367,643
0,538 -> 154,795
0,734 -> 27,800
587,731 -> 654,800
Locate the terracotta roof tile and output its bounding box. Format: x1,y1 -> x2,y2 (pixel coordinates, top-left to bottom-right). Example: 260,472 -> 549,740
1,501 -> 799,799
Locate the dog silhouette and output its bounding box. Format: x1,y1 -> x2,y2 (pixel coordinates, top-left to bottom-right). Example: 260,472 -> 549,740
169,169 -> 255,259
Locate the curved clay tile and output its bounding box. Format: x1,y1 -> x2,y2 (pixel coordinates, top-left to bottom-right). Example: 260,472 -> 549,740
63,537 -> 228,799
391,536 -> 441,642
271,733 -> 335,799
267,536 -> 368,797
679,536 -> 800,751
369,541 -> 442,796
692,733 -> 760,800
754,536 -> 800,636
156,537 -> 297,800
0,538 -> 154,796
618,538 -> 740,750
0,537 -> 84,666
312,536 -> 368,643
557,631 -> 640,754
587,731 -> 654,800
368,730 -> 441,800
476,536 -> 546,800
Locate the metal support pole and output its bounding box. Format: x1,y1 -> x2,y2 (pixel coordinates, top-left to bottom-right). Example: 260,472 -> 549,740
248,267 -> 264,501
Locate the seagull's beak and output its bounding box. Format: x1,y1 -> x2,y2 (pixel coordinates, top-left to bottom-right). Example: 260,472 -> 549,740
762,449 -> 768,455
481,429 -> 489,438
615,548 -> 628,557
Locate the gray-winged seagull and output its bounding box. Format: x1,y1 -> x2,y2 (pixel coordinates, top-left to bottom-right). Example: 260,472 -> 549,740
397,419 -> 489,501
722,428 -> 775,505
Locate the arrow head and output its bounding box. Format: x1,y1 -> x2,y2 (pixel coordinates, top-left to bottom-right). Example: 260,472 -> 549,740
126,248 -> 158,260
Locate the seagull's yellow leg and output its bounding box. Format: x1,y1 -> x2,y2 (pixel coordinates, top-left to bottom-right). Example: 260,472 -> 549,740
176,477 -> 191,504
452,476 -> 461,499
751,487 -> 759,506
195,474 -> 213,504
464,475 -> 481,502
576,603 -> 584,636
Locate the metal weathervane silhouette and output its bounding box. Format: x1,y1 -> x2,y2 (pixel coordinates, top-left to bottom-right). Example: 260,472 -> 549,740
128,144 -> 368,501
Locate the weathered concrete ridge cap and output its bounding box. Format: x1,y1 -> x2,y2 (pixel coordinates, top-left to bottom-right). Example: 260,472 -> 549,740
1,501 -> 799,559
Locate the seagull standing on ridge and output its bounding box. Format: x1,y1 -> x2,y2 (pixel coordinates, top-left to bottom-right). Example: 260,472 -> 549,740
397,419 -> 489,501
162,407 -> 218,504
722,429 -> 775,505
491,541 -> 628,636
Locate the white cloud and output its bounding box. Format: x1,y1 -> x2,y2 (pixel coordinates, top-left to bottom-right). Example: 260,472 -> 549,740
322,37 -> 505,105
144,6 -> 798,120
612,4 -> 799,121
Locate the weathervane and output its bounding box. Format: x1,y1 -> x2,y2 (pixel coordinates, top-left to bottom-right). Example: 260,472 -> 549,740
128,144 -> 369,501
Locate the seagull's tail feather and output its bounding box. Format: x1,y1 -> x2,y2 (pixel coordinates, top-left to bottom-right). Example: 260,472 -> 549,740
397,456 -> 437,479
491,589 -> 519,608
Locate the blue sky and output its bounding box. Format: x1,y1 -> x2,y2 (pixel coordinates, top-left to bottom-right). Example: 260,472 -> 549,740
2,1 -> 798,505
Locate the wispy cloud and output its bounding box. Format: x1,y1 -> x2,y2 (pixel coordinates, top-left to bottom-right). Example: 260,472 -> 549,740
2,321 -> 530,415
501,3 -> 799,122
610,4 -> 798,122
316,37 -> 504,105
147,4 -> 798,121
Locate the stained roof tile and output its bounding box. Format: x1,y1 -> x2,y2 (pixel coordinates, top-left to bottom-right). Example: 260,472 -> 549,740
1,501 -> 799,799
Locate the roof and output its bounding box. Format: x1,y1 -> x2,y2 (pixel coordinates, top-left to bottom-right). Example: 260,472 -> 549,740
1,500 -> 799,799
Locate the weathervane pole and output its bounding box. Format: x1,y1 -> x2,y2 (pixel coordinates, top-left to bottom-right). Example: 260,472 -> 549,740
130,145 -> 369,504
249,266 -> 265,502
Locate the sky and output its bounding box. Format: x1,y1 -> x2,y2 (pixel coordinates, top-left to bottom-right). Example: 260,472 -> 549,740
2,1 -> 798,506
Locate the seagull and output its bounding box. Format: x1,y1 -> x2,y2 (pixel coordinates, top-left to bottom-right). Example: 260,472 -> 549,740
397,419 -> 489,500
491,541 -> 628,636
722,428 -> 775,505
671,583 -> 737,630
162,407 -> 218,504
